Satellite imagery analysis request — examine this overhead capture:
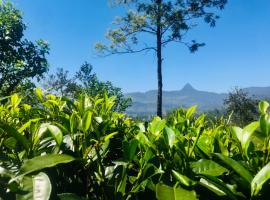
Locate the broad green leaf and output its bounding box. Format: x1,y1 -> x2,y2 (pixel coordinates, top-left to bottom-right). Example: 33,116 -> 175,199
242,122 -> 259,154
135,132 -> 151,147
4,137 -> 17,149
18,154 -> 75,176
197,135 -> 213,155
198,176 -> 238,200
260,114 -> 270,136
33,172 -> 52,200
199,178 -> 226,196
259,101 -> 269,114
172,170 -> 196,186
117,173 -> 127,195
148,117 -> 166,137
186,105 -> 197,119
164,127 -> 175,148
156,183 -> 198,200
70,113 -> 79,133
0,123 -> 30,150
17,173 -> 52,200
232,122 -> 259,155
47,124 -> 63,146
142,148 -> 154,164
231,127 -> 243,144
214,153 -> 253,183
190,159 -> 228,176
82,111 -> 92,132
38,123 -> 63,146
251,162 -> 270,196
126,139 -> 138,161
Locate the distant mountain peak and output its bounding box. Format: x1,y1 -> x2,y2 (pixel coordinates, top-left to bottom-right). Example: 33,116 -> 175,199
181,83 -> 195,91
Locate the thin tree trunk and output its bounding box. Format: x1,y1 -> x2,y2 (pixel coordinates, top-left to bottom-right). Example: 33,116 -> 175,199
156,0 -> 162,117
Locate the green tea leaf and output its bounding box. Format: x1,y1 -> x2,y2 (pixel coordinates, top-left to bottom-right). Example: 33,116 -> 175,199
47,124 -> 63,146
214,153 -> 253,183
0,123 -> 30,150
186,105 -> 197,119
199,178 -> 226,196
190,159 -> 228,176
18,154 -> 75,176
172,170 -> 196,186
82,111 -> 92,132
259,101 -> 269,114
148,117 -> 166,137
164,127 -> 175,148
251,162 -> 270,196
232,122 -> 259,156
198,175 -> 238,200
260,114 -> 270,136
33,172 -> 52,200
126,139 -> 138,161
156,183 -> 198,200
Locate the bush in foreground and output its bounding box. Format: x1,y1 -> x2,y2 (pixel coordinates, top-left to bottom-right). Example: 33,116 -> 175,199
1,90 -> 270,199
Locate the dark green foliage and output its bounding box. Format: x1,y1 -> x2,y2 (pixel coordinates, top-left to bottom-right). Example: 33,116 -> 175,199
0,1 -> 49,96
224,88 -> 259,126
43,63 -> 131,112
2,91 -> 270,199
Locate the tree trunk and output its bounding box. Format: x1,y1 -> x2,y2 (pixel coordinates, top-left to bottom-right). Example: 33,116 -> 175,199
156,0 -> 162,117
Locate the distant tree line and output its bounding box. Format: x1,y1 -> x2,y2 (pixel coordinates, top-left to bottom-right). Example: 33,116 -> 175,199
42,63 -> 131,112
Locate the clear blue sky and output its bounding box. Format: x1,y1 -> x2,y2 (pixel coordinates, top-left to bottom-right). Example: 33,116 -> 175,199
12,0 -> 270,93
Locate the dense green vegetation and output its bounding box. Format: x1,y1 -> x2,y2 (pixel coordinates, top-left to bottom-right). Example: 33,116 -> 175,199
42,63 -> 131,112
1,90 -> 270,199
1,1 -> 269,200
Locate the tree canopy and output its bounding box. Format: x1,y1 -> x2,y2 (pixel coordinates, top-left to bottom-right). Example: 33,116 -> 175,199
224,88 -> 259,126
0,1 -> 49,96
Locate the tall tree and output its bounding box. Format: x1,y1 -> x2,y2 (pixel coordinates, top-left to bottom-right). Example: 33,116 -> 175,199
0,1 -> 49,96
96,0 -> 227,117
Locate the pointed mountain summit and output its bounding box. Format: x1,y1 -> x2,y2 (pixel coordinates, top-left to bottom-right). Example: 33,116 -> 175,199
181,83 -> 196,92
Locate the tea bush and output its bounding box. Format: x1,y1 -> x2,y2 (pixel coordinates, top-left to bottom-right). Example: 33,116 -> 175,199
1,90 -> 270,199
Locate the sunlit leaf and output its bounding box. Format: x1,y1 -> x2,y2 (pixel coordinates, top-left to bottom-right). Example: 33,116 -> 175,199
251,162 -> 270,196
190,159 -> 228,176
156,183 -> 198,200
18,154 -> 75,176
186,105 -> 197,119
214,153 -> 253,183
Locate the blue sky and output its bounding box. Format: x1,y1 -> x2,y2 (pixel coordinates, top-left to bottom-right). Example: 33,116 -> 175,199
12,0 -> 270,93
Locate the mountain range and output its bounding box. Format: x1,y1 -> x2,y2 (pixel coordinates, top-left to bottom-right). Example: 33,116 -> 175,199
125,83 -> 270,116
